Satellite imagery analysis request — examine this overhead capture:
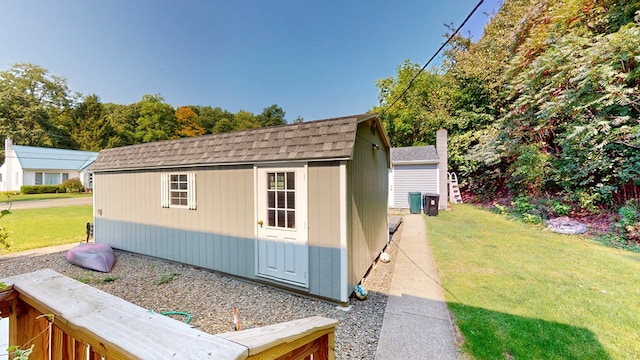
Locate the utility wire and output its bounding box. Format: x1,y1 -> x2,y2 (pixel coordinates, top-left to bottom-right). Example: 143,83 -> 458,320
379,0 -> 484,117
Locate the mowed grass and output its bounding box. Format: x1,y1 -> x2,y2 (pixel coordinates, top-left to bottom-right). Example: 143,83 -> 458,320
1,206 -> 92,253
426,204 -> 640,360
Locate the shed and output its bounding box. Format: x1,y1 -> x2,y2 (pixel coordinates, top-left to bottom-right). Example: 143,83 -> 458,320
91,114 -> 390,303
388,129 -> 448,210
0,138 -> 98,192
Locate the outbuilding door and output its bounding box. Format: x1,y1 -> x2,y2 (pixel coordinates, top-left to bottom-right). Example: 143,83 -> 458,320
256,165 -> 308,287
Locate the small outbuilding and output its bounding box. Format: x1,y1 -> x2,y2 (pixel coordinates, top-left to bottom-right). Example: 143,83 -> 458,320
91,114 -> 390,303
388,129 -> 448,210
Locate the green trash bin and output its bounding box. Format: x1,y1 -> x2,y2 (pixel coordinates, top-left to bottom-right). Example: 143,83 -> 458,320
409,192 -> 422,214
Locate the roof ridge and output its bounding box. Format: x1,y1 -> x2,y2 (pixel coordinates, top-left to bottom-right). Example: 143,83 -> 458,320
93,114 -> 373,171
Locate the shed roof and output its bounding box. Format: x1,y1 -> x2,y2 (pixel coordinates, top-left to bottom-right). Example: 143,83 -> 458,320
391,146 -> 439,164
13,145 -> 99,171
92,114 -> 383,172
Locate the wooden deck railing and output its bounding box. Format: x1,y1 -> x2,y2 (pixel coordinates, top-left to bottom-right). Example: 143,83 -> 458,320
0,269 -> 337,360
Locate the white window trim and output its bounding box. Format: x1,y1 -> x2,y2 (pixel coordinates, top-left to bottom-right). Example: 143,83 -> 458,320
161,172 -> 196,210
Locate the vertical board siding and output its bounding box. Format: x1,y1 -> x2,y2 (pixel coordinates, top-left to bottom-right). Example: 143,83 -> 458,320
307,162 -> 342,300
94,166 -> 255,279
347,120 -> 390,291
392,164 -> 438,209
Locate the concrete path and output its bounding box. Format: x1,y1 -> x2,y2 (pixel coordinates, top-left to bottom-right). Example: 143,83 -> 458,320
0,242 -> 81,263
375,214 -> 460,360
7,196 -> 92,210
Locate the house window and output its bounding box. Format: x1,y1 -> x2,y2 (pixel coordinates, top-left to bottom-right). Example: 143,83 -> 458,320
161,173 -> 196,210
62,173 -> 69,182
44,173 -> 61,185
35,172 -> 43,185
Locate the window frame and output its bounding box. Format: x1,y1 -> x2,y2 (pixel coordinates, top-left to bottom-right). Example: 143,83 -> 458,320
161,172 -> 196,210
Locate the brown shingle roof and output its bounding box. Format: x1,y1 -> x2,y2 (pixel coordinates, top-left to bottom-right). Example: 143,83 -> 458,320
92,114 -> 374,171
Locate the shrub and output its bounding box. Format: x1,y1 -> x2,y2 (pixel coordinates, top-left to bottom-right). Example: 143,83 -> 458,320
551,201 -> 571,216
20,185 -> 61,194
59,177 -> 84,193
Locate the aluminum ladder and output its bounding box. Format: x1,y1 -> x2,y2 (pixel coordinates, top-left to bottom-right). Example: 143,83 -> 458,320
448,172 -> 463,204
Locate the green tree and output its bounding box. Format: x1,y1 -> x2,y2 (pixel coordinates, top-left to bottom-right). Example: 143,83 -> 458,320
191,106 -> 235,134
0,63 -> 75,151
375,60 -> 454,147
257,104 -> 287,127
135,94 -> 176,143
68,94 -> 112,151
103,103 -> 139,148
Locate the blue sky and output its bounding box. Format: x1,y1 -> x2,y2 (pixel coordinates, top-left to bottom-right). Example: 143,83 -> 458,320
0,0 -> 502,122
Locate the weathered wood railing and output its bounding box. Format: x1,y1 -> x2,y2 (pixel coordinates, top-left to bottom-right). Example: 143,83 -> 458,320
0,269 -> 337,359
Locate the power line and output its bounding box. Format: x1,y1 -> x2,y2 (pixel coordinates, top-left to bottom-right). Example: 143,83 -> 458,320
379,0 -> 485,117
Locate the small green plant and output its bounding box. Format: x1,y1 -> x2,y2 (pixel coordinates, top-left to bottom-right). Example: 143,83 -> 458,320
154,272 -> 179,285
493,203 -> 509,216
102,275 -> 117,283
575,190 -> 601,213
551,201 -> 571,216
74,276 -> 92,284
612,200 -> 640,244
7,344 -> 34,360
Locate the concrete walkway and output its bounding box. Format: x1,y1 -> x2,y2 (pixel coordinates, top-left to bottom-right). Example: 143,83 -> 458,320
375,214 -> 460,360
0,242 -> 80,263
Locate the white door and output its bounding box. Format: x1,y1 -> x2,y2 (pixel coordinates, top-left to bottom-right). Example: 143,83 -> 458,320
256,165 -> 308,287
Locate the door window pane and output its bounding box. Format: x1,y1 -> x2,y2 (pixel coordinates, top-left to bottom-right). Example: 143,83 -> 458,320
286,192 -> 295,209
277,191 -> 285,208
287,211 -> 295,228
277,173 -> 285,190
266,171 -> 296,229
277,209 -> 285,227
267,191 -> 275,208
287,172 -> 295,189
268,210 -> 276,226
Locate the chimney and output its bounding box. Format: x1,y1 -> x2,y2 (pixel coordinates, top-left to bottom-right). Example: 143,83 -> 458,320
436,129 -> 448,210
5,138 -> 12,151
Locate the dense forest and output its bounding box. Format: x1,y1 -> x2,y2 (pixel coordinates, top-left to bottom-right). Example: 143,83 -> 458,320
376,0 -> 640,244
0,62 -> 288,155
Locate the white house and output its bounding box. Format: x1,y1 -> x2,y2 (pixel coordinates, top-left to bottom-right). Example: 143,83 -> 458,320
388,129 -> 448,210
0,138 -> 98,192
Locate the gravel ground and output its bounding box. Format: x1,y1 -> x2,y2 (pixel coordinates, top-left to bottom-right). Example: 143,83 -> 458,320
1,229 -> 401,359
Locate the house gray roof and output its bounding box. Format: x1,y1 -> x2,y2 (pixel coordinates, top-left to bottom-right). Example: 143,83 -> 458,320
92,114 -> 380,171
13,145 -> 98,171
391,146 -> 439,164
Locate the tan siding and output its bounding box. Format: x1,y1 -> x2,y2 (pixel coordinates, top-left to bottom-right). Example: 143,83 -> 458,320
307,162 -> 343,299
94,166 -> 255,238
308,163 -> 341,249
347,120 -> 390,289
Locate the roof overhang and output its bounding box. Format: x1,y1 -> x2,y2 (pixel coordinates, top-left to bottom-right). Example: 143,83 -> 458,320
392,159 -> 440,166
92,156 -> 353,173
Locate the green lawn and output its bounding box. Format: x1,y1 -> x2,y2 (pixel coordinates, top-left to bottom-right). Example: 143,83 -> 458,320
2,193 -> 92,202
1,206 -> 92,252
426,204 -> 640,360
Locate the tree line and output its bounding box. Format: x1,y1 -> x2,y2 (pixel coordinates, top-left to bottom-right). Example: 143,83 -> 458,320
0,63 -> 288,155
375,0 -> 640,210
